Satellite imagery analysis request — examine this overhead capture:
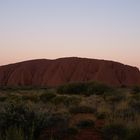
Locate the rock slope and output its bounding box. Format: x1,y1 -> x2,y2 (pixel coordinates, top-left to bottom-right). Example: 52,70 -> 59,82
0,57 -> 140,87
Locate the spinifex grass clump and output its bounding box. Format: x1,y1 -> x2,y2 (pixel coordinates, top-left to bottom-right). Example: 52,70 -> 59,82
69,105 -> 96,114
0,102 -> 49,140
0,84 -> 140,140
52,95 -> 81,107
57,82 -> 88,95
57,81 -> 114,96
102,123 -> 128,140
132,86 -> 140,94
0,127 -> 24,140
39,92 -> 56,103
76,119 -> 95,129
126,128 -> 140,140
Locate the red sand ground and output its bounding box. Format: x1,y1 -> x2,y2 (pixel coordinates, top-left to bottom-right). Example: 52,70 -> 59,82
40,120 -> 104,140
0,57 -> 140,87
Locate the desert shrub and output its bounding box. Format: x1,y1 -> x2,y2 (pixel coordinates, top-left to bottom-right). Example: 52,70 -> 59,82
2,127 -> 24,140
7,94 -> 22,102
115,109 -> 135,121
66,127 -> 79,135
22,94 -> 39,103
63,96 -> 81,107
52,95 -> 68,105
131,94 -> 140,101
76,119 -> 95,129
42,113 -> 69,140
0,96 -> 7,102
57,82 -> 88,95
102,123 -> 128,140
132,86 -> 140,94
0,102 -> 49,140
57,82 -> 114,96
96,112 -> 106,120
47,113 -> 69,129
126,128 -> 140,140
39,92 -> 56,103
87,82 -> 114,95
129,100 -> 140,113
106,93 -> 125,103
32,112 -> 50,139
69,105 -> 96,114
52,95 -> 81,107
105,93 -> 126,112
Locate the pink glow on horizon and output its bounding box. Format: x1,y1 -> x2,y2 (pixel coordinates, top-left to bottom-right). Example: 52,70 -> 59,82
0,0 -> 140,69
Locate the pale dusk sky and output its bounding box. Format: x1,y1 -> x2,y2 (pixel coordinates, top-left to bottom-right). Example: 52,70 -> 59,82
0,0 -> 140,68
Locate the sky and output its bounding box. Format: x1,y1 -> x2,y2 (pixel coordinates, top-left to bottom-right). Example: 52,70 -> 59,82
0,0 -> 140,68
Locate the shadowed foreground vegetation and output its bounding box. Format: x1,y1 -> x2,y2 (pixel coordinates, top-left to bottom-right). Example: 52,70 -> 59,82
0,82 -> 140,140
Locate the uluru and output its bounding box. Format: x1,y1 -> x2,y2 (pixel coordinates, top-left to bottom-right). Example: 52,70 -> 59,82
0,57 -> 140,87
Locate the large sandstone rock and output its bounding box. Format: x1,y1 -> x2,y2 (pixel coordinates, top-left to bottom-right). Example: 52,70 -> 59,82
0,57 -> 140,87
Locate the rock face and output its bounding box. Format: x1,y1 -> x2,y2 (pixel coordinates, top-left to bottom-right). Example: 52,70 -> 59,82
0,57 -> 140,87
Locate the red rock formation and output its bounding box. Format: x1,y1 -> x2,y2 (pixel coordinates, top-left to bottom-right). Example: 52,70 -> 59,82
0,57 -> 140,87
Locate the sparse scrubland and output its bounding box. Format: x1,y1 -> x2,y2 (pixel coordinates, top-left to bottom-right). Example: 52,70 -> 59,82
0,82 -> 140,140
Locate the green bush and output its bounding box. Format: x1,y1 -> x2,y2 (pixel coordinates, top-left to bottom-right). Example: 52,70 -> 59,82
7,94 -> 22,102
43,113 -> 69,140
69,105 -> 96,114
0,96 -> 7,102
39,92 -> 56,103
52,95 -> 68,105
4,127 -> 24,140
63,96 -> 81,107
129,100 -> 140,113
126,128 -> 140,140
131,94 -> 140,101
87,82 -> 114,95
115,109 -> 135,120
66,127 -> 79,135
76,120 -> 95,129
107,94 -> 125,104
102,123 -> 128,140
57,82 -> 88,95
132,86 -> 140,94
96,112 -> 106,120
47,113 -> 69,129
22,95 -> 39,103
52,95 -> 81,107
57,82 -> 114,96
0,102 -> 49,140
